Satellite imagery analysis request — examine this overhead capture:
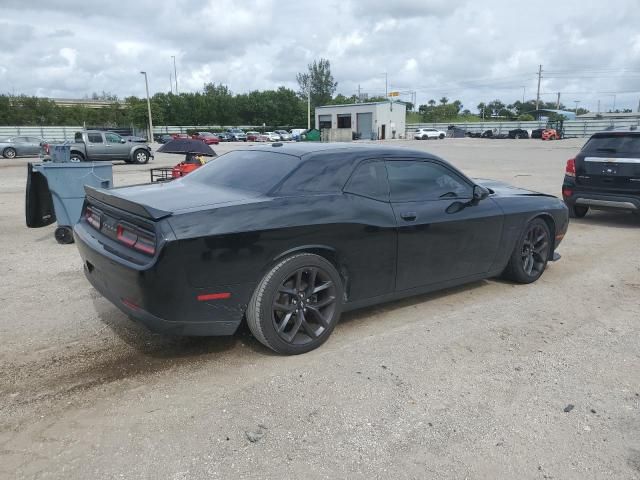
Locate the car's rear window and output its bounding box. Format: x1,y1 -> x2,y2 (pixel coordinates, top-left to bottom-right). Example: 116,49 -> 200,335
183,150 -> 298,194
582,134 -> 640,155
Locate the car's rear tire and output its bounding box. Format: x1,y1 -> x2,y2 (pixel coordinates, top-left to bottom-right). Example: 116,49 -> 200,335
133,149 -> 150,164
567,204 -> 588,218
3,147 -> 16,159
54,226 -> 74,244
247,253 -> 343,355
502,218 -> 551,284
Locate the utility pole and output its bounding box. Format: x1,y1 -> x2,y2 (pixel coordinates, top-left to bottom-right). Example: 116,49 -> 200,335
597,99 -> 601,114
574,100 -> 580,114
613,94 -> 616,111
357,84 -> 361,103
637,98 -> 640,113
521,86 -> 526,104
169,72 -> 173,94
171,56 -> 178,94
307,85 -> 311,130
535,64 -> 543,111
556,92 -> 561,109
140,71 -> 154,143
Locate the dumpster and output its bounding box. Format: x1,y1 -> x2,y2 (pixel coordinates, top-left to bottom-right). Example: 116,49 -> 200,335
26,162 -> 113,244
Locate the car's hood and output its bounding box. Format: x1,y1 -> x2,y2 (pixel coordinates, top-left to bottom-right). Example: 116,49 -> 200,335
473,178 -> 556,198
102,179 -> 263,215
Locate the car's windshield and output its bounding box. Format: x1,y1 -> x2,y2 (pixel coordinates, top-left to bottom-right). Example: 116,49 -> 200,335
583,134 -> 640,155
181,150 -> 298,194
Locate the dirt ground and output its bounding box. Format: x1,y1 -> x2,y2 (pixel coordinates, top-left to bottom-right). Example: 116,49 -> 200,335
0,138 -> 638,480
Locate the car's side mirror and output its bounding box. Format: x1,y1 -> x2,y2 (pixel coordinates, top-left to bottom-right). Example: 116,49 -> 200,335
472,184 -> 490,203
121,139 -> 126,143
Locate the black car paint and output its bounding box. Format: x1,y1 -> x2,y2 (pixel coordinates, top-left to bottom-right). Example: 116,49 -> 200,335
75,144 -> 568,336
562,131 -> 640,211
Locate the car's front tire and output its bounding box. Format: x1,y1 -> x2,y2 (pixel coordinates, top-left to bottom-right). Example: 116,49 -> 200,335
247,253 -> 343,355
567,204 -> 588,218
502,218 -> 551,284
439,133 -> 445,139
421,135 -> 427,140
69,152 -> 84,162
3,147 -> 16,159
133,149 -> 150,164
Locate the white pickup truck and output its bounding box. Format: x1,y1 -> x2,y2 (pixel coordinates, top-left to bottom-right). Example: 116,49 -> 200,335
43,130 -> 153,164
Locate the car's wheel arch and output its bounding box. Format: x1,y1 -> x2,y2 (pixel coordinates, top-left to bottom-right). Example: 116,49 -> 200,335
524,212 -> 556,250
269,245 -> 349,300
69,150 -> 85,159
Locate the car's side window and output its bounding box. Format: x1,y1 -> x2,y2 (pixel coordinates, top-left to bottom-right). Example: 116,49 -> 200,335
87,133 -> 103,143
15,137 -> 27,143
386,160 -> 472,202
344,160 -> 389,201
105,133 -> 121,143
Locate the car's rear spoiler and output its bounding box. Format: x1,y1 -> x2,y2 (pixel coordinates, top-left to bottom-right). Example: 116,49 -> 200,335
84,185 -> 172,220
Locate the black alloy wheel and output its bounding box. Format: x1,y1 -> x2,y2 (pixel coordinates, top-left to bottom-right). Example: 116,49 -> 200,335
272,266 -> 337,345
503,218 -> 551,283
521,223 -> 549,277
247,253 -> 343,354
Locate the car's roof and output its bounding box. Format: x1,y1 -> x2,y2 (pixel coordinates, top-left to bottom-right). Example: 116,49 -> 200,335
234,142 -> 439,160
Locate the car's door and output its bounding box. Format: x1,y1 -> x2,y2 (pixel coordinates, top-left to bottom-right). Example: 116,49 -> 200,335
25,137 -> 42,155
13,137 -> 29,155
85,132 -> 107,160
342,159 -> 397,300
104,132 -> 130,160
386,158 -> 504,291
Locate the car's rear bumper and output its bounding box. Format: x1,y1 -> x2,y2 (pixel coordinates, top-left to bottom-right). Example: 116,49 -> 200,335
74,223 -> 245,336
563,187 -> 640,212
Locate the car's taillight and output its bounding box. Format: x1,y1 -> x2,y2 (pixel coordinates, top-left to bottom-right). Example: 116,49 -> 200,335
85,206 -> 101,229
43,143 -> 50,155
116,223 -> 156,255
565,158 -> 576,177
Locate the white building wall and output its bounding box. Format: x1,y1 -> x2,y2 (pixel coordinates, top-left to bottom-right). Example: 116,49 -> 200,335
314,102 -> 406,140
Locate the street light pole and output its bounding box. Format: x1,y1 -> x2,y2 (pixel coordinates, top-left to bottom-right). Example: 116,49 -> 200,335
140,71 -> 154,143
574,100 -> 580,114
171,56 -> 178,94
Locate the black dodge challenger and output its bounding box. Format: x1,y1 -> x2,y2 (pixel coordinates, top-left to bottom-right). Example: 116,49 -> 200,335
75,143 -> 568,354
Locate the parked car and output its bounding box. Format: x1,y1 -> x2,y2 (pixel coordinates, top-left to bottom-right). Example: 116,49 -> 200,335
531,128 -> 545,139
1,136 -> 44,158
122,135 -> 147,143
508,128 -> 529,139
43,130 -> 153,164
562,130 -> 640,218
216,132 -> 233,142
157,134 -> 173,144
226,128 -> 247,142
171,133 -> 190,139
414,128 -> 446,140
246,131 -> 269,142
274,130 -> 292,141
191,132 -> 220,145
74,143 -> 568,355
264,132 -> 281,142
290,129 -> 307,140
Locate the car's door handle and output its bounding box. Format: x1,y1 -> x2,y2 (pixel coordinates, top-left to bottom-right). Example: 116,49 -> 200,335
400,212 -> 417,221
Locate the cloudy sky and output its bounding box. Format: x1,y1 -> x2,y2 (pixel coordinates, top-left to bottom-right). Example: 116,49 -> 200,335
2,0 -> 640,112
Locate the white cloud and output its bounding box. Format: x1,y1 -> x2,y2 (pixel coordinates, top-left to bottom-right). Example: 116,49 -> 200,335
0,0 -> 638,111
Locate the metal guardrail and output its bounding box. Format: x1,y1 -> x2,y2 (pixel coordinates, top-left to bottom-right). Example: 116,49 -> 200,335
0,126 -> 83,141
406,119 -> 640,138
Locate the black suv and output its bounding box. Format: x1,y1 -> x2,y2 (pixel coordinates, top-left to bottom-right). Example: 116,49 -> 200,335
562,130 -> 640,218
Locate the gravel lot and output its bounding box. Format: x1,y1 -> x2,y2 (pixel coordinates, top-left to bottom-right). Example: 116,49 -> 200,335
1,138 -> 639,480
